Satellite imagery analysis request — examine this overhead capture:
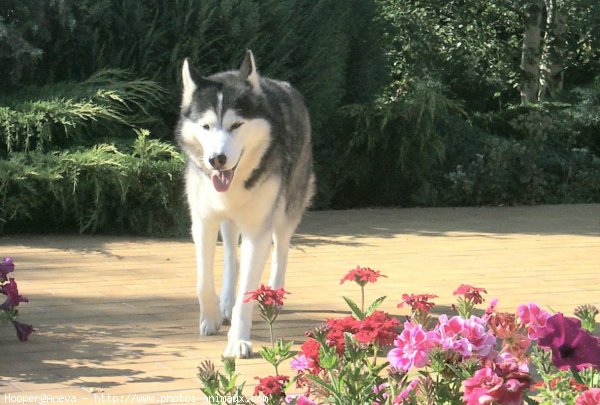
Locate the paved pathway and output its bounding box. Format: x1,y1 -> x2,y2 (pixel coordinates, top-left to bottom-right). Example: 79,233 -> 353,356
1,205 -> 599,403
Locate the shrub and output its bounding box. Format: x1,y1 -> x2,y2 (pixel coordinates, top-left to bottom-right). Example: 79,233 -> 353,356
0,130 -> 187,235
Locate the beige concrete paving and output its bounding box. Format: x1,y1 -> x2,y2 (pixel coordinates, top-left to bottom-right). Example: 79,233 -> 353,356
0,205 -> 599,403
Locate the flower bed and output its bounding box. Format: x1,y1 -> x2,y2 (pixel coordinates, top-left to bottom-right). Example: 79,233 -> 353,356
200,266 -> 600,404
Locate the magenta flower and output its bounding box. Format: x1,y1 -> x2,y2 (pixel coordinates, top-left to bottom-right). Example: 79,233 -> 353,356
1,278 -> 29,309
285,394 -> 316,405
576,388 -> 600,405
387,321 -> 432,371
12,320 -> 34,341
0,257 -> 15,282
517,302 -> 551,340
537,313 -> 600,369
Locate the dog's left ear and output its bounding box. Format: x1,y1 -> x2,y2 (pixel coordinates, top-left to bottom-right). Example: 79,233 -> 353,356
239,50 -> 261,93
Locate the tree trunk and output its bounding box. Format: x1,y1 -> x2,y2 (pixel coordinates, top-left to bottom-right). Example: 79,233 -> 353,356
538,0 -> 566,100
520,0 -> 544,103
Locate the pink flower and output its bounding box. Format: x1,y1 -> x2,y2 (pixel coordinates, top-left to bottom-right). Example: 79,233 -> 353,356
373,382 -> 389,404
462,316 -> 497,359
387,321 -> 432,371
517,303 -> 550,340
430,314 -> 470,355
393,378 -> 419,404
340,266 -> 386,286
285,394 -> 316,405
290,355 -> 313,372
576,388 -> 600,405
462,367 -> 504,405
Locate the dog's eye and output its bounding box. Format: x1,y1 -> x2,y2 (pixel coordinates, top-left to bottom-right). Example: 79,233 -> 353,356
230,122 -> 243,131
202,124 -> 210,130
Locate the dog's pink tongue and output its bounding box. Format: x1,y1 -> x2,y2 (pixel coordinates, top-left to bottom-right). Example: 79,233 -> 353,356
211,170 -> 234,192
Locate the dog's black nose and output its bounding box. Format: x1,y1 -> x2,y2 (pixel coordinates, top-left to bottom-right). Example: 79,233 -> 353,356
208,154 -> 227,170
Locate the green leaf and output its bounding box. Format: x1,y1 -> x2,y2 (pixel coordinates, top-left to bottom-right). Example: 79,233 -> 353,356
343,296 -> 364,320
319,345 -> 339,370
365,296 -> 387,316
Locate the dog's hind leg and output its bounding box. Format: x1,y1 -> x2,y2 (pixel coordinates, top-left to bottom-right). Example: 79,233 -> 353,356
269,225 -> 295,290
192,217 -> 223,336
220,220 -> 239,323
269,204 -> 299,289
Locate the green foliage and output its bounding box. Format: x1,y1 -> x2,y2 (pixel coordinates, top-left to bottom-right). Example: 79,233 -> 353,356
0,130 -> 187,235
0,70 -> 165,154
2,0 -> 600,235
197,357 -> 247,402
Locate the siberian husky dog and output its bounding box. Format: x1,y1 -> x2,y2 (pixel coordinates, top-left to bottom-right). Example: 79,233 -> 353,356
176,51 -> 315,358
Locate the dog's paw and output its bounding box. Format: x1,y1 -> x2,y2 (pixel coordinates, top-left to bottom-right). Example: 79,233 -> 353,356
199,307 -> 223,336
219,296 -> 235,324
224,338 -> 253,359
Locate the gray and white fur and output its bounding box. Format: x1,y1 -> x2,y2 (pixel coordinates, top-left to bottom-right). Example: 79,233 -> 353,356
176,50 -> 315,358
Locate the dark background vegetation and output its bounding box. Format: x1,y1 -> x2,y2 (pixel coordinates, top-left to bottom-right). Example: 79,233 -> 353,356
1,0 -> 600,235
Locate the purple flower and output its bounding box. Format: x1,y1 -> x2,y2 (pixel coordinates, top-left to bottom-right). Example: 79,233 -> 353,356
12,320 -> 34,341
0,257 -> 15,282
1,278 -> 29,308
537,313 -> 600,369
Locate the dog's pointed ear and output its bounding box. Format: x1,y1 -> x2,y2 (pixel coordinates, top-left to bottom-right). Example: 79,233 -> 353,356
239,50 -> 261,93
181,58 -> 197,108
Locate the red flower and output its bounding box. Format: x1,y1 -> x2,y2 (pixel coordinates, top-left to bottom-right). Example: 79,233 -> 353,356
298,338 -> 322,374
326,316 -> 359,353
537,313 -> 600,369
340,266 -> 386,286
354,311 -> 400,347
453,284 -> 487,304
244,284 -> 288,306
398,293 -> 438,314
254,375 -> 289,397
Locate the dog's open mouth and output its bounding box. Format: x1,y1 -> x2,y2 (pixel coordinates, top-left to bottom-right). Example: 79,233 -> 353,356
211,169 -> 235,192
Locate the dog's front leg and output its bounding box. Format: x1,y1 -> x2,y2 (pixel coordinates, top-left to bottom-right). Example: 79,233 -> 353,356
220,220 -> 239,322
224,229 -> 272,358
192,218 -> 223,336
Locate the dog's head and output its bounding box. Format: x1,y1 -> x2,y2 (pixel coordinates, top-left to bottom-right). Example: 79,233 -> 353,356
178,51 -> 270,192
